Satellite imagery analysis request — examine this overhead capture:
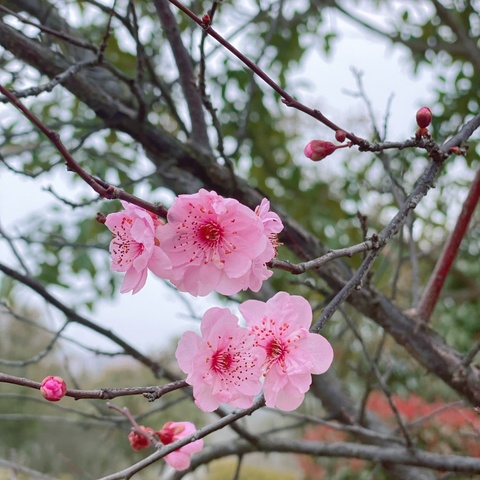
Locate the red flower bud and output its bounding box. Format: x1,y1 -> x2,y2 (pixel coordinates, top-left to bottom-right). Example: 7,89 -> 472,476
335,130 -> 347,143
304,140 -> 337,162
128,426 -> 156,451
449,146 -> 465,155
40,376 -> 67,402
201,13 -> 211,27
416,107 -> 432,129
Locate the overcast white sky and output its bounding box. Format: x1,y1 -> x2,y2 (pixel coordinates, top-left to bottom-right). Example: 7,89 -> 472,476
0,3 -> 435,357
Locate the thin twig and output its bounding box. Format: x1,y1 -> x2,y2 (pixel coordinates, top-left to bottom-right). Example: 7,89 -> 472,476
0,60 -> 96,101
0,458 -> 59,480
168,0 -> 363,144
340,309 -> 414,448
0,5 -> 98,53
0,321 -> 69,368
270,238 -> 382,274
0,261 -> 167,378
0,83 -> 168,218
153,0 -> 211,149
462,341 -> 480,368
0,372 -> 187,401
107,403 -> 162,448
99,396 -> 266,480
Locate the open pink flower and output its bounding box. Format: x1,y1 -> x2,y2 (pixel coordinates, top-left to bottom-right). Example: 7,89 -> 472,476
175,307 -> 265,411
157,189 -> 269,296
40,376 -> 67,402
158,421 -> 203,470
255,198 -> 283,237
239,292 -> 334,411
105,201 -> 171,294
213,199 -> 284,294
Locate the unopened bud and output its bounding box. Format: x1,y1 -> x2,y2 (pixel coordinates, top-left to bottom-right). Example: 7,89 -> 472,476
128,426 -> 156,451
416,107 -> 432,129
335,130 -> 347,143
201,13 -> 211,27
304,140 -> 337,161
449,146 -> 465,155
40,376 -> 67,402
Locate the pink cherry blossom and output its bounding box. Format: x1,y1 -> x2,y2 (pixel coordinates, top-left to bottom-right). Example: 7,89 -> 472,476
158,421 -> 203,470
175,307 -> 265,412
239,292 -> 334,411
255,198 -> 283,237
105,201 -> 171,294
231,198 -> 284,292
156,189 -> 270,296
40,375 -> 67,402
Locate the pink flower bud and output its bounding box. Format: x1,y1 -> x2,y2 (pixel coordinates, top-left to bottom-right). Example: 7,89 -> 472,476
40,376 -> 67,402
416,107 -> 432,129
335,130 -> 347,143
201,13 -> 211,28
128,426 -> 156,451
304,140 -> 337,161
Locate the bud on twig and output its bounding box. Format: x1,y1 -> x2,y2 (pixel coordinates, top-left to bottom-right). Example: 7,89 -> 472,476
415,106 -> 432,138
335,129 -> 347,143
304,140 -> 349,162
449,146 -> 466,156
40,376 -> 67,402
201,13 -> 211,28
416,107 -> 432,128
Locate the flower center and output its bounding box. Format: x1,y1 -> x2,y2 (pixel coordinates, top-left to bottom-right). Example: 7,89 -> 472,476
111,218 -> 145,267
265,339 -> 287,361
158,423 -> 185,444
199,221 -> 223,244
211,351 -> 233,373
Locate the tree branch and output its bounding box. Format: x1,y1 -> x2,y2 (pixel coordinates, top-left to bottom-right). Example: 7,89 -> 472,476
0,373 -> 187,401
164,436 -> 480,480
0,261 -> 167,379
0,82 -> 168,218
414,167 -> 480,322
1,1 -> 479,406
153,0 -> 211,150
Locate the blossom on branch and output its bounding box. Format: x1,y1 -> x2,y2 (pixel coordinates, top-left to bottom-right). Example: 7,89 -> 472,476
157,189 -> 281,296
237,198 -> 284,291
304,140 -> 349,162
175,307 -> 265,412
158,421 -> 204,470
105,201 -> 171,294
128,426 -> 156,451
416,106 -> 432,128
40,375 -> 67,402
240,292 -> 334,411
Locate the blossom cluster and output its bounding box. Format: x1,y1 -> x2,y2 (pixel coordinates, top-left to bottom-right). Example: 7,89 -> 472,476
103,189 -> 334,468
176,292 -> 334,412
105,190 -> 282,296
128,421 -> 203,470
